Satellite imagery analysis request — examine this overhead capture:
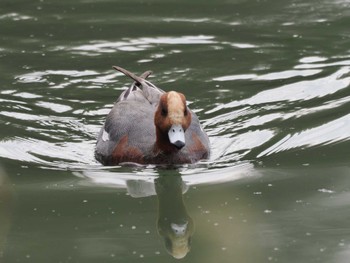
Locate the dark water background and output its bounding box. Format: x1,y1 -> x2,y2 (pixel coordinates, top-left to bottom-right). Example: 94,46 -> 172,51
1,0 -> 350,262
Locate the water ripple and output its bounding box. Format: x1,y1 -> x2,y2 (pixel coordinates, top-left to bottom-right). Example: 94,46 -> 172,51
12,92 -> 42,99
35,101 -> 72,113
0,13 -> 34,21
0,137 -> 96,166
295,59 -> 350,69
16,70 -> 99,84
213,69 -> 321,81
61,35 -> 216,55
80,162 -> 255,193
209,66 -> 350,113
210,130 -> 275,164
258,113 -> 350,157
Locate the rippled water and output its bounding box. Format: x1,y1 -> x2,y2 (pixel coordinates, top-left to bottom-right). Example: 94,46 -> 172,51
1,0 -> 350,262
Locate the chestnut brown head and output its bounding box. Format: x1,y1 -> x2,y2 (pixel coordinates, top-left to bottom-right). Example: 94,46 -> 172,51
154,91 -> 192,149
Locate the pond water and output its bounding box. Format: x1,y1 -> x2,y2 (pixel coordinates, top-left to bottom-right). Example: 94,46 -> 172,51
1,0 -> 350,262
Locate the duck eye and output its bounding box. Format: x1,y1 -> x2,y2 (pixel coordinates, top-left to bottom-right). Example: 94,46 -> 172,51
184,108 -> 188,116
161,108 -> 168,116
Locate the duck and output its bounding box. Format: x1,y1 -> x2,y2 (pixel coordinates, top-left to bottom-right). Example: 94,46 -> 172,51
95,66 -> 210,165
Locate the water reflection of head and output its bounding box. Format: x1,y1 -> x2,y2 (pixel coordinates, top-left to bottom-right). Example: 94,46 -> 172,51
155,174 -> 194,259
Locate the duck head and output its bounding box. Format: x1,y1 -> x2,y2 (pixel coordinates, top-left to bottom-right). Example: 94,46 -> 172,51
154,91 -> 192,151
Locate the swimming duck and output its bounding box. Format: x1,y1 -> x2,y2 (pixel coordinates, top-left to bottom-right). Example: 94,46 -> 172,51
95,66 -> 210,165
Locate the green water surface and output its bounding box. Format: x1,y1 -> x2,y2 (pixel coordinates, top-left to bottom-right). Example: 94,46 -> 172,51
1,0 -> 350,262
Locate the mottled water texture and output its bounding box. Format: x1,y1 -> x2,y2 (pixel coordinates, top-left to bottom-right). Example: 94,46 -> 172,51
1,0 -> 350,262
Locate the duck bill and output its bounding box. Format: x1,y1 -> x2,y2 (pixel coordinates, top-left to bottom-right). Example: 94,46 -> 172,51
168,124 -> 185,149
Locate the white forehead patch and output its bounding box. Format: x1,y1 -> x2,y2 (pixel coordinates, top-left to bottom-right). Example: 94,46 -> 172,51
167,91 -> 185,124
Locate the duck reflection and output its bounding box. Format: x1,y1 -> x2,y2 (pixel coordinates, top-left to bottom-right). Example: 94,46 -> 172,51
83,169 -> 195,259
154,175 -> 194,259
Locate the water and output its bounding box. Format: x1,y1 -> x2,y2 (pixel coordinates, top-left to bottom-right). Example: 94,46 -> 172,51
1,0 -> 350,262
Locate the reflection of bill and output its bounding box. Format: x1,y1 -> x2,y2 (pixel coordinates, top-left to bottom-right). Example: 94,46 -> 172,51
155,176 -> 194,259
0,167 -> 13,259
